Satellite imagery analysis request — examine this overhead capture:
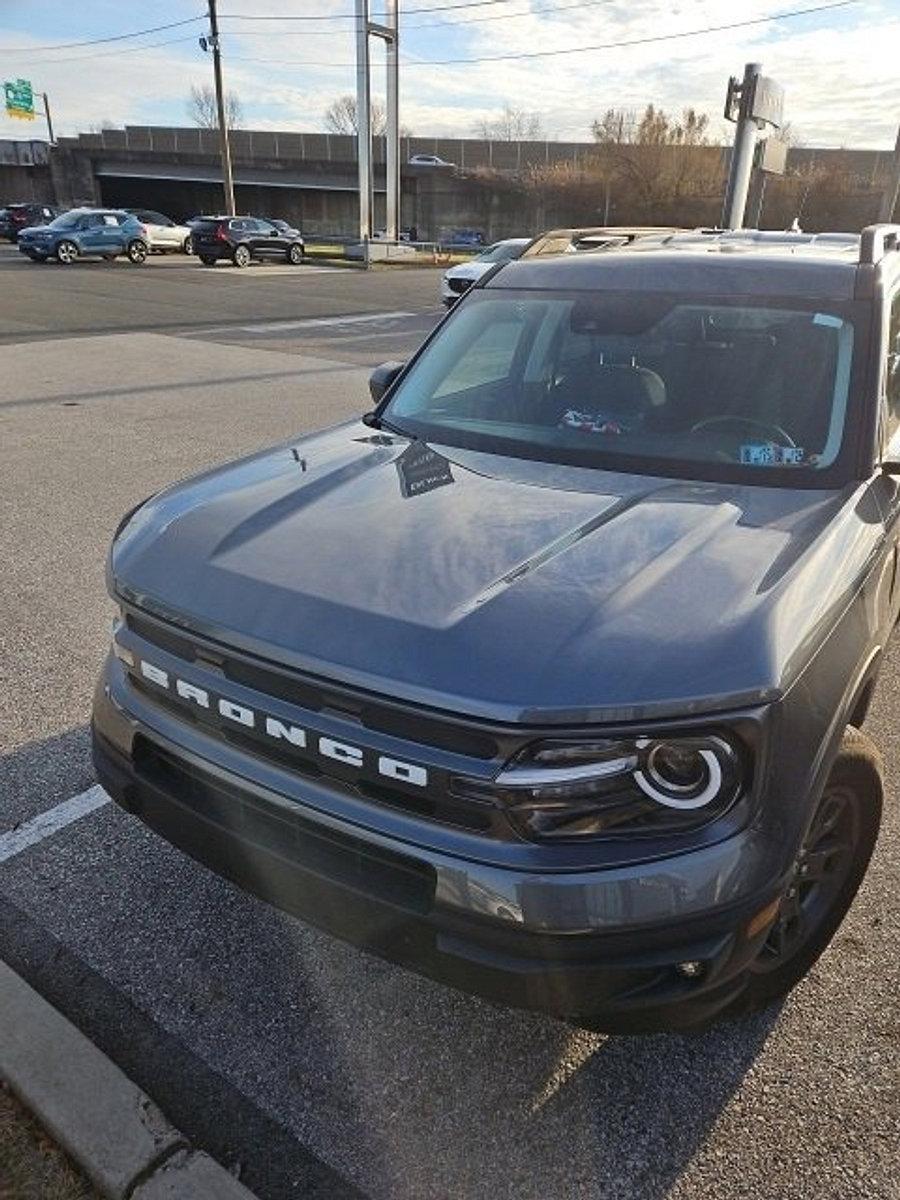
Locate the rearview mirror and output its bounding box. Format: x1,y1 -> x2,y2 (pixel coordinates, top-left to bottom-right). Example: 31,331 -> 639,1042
369,361 -> 405,404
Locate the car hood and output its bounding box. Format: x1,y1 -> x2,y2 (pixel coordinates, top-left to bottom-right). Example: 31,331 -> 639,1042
444,262 -> 491,283
112,421 -> 875,723
18,224 -> 52,238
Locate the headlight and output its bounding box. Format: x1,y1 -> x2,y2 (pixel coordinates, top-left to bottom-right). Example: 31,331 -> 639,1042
451,733 -> 743,841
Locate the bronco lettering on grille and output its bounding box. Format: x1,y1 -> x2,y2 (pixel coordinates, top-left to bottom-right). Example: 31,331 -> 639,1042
137,658 -> 428,787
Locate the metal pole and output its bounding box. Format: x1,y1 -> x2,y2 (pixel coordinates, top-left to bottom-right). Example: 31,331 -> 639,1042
385,0 -> 400,241
355,0 -> 373,256
878,125 -> 900,223
42,92 -> 55,144
722,62 -> 761,230
208,0 -> 235,216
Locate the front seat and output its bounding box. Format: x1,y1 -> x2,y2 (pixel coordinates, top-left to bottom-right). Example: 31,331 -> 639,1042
552,360 -> 667,430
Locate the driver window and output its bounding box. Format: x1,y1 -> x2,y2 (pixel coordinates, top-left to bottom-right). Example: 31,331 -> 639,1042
886,292 -> 900,443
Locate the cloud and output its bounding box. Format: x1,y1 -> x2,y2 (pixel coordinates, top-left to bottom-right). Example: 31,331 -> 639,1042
0,0 -> 896,146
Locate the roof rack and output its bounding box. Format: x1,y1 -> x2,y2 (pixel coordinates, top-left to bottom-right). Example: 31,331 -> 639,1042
859,224 -> 900,265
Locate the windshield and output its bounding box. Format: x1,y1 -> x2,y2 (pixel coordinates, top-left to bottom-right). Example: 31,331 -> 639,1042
48,212 -> 83,229
475,242 -> 523,264
384,289 -> 865,484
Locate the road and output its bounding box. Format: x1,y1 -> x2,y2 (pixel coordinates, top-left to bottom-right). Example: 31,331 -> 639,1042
1,243 -> 898,1200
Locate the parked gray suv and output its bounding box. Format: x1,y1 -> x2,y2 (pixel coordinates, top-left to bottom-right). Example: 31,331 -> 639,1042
93,226 -> 900,1032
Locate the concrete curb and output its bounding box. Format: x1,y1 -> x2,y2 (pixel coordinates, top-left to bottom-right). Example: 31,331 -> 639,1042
0,961 -> 259,1200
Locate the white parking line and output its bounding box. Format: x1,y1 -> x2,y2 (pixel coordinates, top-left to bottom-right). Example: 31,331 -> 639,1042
0,786 -> 111,865
242,310 -> 416,334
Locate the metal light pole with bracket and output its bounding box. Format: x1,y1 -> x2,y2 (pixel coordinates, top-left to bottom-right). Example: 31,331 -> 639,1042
722,63 -> 784,230
355,0 -> 401,262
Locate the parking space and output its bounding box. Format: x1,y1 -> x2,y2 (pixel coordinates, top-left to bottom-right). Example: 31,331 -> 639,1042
1,264 -> 898,1200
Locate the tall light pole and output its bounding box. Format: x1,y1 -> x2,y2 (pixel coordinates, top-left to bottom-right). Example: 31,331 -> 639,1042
722,63 -> 762,230
722,62 -> 784,230
356,0 -> 401,254
355,0 -> 373,250
385,0 -> 400,242
203,0 -> 235,216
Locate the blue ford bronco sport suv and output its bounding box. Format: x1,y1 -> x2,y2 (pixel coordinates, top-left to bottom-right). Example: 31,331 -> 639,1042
93,227 -> 900,1032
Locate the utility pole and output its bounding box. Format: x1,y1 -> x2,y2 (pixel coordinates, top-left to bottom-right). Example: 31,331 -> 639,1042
42,92 -> 54,144
204,0 -> 235,216
878,125 -> 900,223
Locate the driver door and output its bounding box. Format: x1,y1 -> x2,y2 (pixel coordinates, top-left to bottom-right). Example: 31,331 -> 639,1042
78,213 -> 108,254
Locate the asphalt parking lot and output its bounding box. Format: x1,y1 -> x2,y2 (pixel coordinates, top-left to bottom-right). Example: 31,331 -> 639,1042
1,241 -> 898,1200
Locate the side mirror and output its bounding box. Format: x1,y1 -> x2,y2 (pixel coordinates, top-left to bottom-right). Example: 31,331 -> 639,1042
369,360 -> 405,405
881,459 -> 900,475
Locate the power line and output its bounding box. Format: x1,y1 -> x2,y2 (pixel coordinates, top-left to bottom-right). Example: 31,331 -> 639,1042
0,14 -> 205,54
227,0 -> 858,66
220,0 -> 561,23
223,0 -> 621,36
9,35 -> 203,65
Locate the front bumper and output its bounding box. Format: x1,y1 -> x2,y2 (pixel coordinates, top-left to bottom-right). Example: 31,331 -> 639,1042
93,656 -> 785,1031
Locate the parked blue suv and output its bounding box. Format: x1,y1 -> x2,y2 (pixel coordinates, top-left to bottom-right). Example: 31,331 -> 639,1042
17,208 -> 149,265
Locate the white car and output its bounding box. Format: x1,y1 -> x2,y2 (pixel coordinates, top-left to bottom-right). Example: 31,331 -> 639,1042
126,209 -> 193,254
440,237 -> 530,306
408,154 -> 454,168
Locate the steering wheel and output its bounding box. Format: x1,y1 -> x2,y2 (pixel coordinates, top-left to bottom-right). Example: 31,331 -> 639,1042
690,415 -> 797,448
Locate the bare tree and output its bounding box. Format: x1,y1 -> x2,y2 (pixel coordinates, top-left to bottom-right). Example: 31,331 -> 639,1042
592,105 -> 709,146
476,104 -> 543,141
187,83 -> 243,130
324,94 -> 386,136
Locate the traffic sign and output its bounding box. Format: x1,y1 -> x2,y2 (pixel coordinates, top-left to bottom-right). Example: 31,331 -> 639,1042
4,78 -> 35,120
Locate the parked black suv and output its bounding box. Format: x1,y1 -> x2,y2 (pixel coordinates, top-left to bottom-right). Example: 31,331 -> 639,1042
93,226 -> 899,1032
191,215 -> 305,267
0,202 -> 59,241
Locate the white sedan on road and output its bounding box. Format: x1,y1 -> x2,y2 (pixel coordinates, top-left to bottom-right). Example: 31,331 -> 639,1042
440,237 -> 530,306
126,209 -> 194,254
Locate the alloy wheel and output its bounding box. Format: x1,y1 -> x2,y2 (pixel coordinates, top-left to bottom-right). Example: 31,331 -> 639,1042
754,785 -> 858,970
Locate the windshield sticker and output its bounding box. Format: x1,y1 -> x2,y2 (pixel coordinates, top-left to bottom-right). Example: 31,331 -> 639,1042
740,443 -> 805,466
813,313 -> 843,328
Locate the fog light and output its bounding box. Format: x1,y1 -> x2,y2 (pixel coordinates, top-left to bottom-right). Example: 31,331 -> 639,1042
676,960 -> 705,979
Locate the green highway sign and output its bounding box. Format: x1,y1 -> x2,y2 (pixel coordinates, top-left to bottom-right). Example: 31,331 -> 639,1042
4,78 -> 35,120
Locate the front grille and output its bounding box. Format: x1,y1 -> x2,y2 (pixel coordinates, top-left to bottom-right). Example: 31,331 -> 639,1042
129,674 -> 498,835
127,612 -> 498,760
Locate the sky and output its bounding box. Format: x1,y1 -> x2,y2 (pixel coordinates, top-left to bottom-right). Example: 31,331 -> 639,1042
0,0 -> 898,147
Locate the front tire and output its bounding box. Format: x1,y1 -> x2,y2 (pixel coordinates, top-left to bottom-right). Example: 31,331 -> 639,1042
232,244 -> 251,268
286,242 -> 304,265
126,239 -> 148,265
55,240 -> 78,265
734,726 -> 883,1014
